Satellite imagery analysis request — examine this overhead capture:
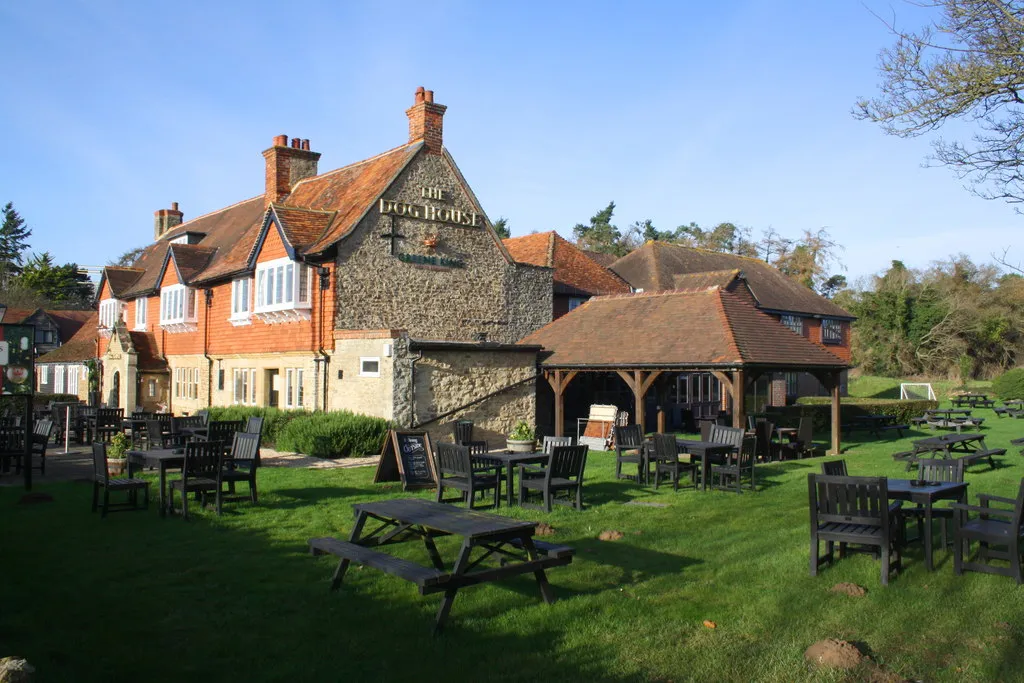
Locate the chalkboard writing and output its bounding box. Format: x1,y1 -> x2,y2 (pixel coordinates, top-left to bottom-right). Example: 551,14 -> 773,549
373,430 -> 437,490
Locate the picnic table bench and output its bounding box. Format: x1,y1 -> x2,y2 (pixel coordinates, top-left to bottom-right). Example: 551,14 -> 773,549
309,498 -> 574,634
904,433 -> 1005,471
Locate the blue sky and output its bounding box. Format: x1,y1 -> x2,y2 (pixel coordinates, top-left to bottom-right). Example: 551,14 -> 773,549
0,0 -> 1018,285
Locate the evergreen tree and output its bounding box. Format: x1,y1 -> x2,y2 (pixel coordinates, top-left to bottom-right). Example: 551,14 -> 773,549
0,202 -> 32,277
492,217 -> 511,240
19,252 -> 95,308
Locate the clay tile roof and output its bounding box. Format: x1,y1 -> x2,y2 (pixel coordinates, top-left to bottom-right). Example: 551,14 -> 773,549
104,267 -> 144,297
47,310 -> 95,341
503,231 -> 630,296
672,269 -> 742,291
583,249 -> 618,268
168,243 -> 217,284
288,142 -> 422,254
37,312 -> 98,364
610,242 -> 854,319
129,331 -> 167,372
518,288 -> 848,369
0,309 -> 34,324
271,206 -> 336,250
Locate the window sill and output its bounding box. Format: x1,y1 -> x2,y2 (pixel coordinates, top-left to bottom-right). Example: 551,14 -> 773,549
229,316 -> 252,327
253,309 -> 311,324
160,322 -> 198,334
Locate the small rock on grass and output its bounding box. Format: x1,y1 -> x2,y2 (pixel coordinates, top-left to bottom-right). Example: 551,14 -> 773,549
830,582 -> 867,597
535,522 -> 555,536
598,529 -> 624,541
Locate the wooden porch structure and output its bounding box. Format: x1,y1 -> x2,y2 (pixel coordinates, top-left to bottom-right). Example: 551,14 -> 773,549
520,288 -> 849,455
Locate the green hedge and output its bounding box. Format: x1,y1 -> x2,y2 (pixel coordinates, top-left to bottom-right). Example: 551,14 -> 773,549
992,368 -> 1024,400
777,397 -> 939,431
1,393 -> 80,417
275,411 -> 390,459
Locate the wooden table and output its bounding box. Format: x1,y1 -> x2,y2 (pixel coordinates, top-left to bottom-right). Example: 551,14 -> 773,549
676,440 -> 735,491
926,409 -> 973,419
887,479 -> 968,571
909,433 -> 1003,470
127,448 -> 185,516
479,451 -> 550,506
309,498 -> 574,633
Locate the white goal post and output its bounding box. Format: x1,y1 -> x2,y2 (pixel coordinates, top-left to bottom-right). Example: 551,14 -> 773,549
900,383 -> 936,401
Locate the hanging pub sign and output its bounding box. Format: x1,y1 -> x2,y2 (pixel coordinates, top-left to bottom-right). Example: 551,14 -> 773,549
0,325 -> 34,396
374,429 -> 437,490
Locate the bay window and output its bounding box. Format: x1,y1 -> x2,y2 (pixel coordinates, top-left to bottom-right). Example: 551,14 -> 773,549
254,257 -> 311,323
160,284 -> 197,332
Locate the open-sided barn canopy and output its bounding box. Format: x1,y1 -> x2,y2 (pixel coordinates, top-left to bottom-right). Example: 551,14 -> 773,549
518,287 -> 850,453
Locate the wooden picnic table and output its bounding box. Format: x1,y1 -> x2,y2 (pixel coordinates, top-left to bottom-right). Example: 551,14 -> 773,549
908,433 -> 1004,470
887,479 -> 968,572
477,451 -> 550,506
926,409 -> 973,418
127,448 -> 185,516
309,498 -> 574,633
676,439 -> 735,491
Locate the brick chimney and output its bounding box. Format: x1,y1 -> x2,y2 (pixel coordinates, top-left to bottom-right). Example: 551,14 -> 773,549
154,202 -> 184,241
406,87 -> 446,155
262,136 -> 321,207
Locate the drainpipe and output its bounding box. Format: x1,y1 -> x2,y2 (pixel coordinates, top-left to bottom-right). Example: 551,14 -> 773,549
408,343 -> 423,429
203,288 -> 214,409
316,264 -> 332,412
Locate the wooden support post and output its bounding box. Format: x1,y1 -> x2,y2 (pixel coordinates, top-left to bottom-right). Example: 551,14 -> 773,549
615,369 -> 662,434
543,370 -> 578,437
655,375 -> 669,434
732,369 -> 746,430
830,371 -> 841,456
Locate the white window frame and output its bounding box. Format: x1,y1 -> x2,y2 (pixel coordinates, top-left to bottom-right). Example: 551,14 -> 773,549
233,368 -> 258,405
230,277 -> 253,325
780,314 -> 803,335
134,297 -> 148,330
98,298 -> 123,330
54,365 -> 66,394
284,368 -> 306,408
39,365 -> 49,385
68,365 -> 80,394
359,357 -> 381,378
821,318 -> 843,345
160,284 -> 197,331
253,257 -> 312,323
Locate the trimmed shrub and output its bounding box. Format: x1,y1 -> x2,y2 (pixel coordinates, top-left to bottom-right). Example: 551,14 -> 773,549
275,411 -> 390,458
1,393 -> 79,417
205,406 -> 307,447
992,368 -> 1024,400
781,398 -> 939,431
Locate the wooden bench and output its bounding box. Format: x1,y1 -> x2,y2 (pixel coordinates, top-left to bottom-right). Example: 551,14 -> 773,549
960,448 -> 1006,469
994,407 -> 1011,418
506,537 -> 576,560
1012,436 -> 1024,454
878,424 -> 909,438
309,537 -> 448,594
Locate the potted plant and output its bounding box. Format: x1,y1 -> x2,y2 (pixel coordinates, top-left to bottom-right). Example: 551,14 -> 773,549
107,431 -> 130,477
506,420 -> 536,453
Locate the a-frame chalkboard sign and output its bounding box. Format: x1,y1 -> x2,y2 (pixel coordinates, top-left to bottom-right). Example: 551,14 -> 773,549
374,430 -> 437,490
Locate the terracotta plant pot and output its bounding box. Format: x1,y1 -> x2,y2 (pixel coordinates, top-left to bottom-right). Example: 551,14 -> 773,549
108,458 -> 127,477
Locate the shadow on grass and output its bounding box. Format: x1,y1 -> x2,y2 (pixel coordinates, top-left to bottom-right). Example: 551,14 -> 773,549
269,486 -> 365,508
570,537 -> 701,579
1,481 -> 638,683
584,480 -> 651,506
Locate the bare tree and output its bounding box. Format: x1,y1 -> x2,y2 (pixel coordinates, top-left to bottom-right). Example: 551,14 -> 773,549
855,1 -> 1024,207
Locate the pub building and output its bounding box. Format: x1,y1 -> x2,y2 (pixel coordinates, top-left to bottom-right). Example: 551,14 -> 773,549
93,87 -> 551,446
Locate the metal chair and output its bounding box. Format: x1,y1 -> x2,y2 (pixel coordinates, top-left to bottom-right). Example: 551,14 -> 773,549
90,442 -> 149,517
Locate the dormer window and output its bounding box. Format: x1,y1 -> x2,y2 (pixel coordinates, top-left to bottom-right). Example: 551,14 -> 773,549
254,257 -> 311,323
98,298 -> 124,335
159,284 -> 198,332
821,318 -> 843,345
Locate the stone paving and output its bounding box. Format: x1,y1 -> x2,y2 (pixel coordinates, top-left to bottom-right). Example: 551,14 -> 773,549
0,443 -> 379,486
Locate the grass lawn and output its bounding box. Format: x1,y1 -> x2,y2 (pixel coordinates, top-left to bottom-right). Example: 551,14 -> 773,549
4,411 -> 1024,682
848,375 -> 993,401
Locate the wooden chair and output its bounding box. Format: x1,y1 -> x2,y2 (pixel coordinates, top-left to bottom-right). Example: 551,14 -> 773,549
90,442 -> 149,517
144,420 -> 170,450
651,433 -> 696,491
196,409 -> 210,425
219,432 -> 260,505
0,426 -> 25,474
518,444 -> 589,512
709,424 -> 745,452
904,458 -> 965,550
94,408 -> 124,443
434,442 -> 501,509
452,419 -> 474,446
168,440 -> 224,519
542,436 -> 573,454
18,419 -> 54,476
782,417 -> 825,459
711,435 -> 757,493
953,479 -> 1024,584
809,474 -> 901,585
205,420 -> 244,454
613,424 -> 646,483
245,416 -> 264,437
755,420 -> 777,462
820,459 -> 848,476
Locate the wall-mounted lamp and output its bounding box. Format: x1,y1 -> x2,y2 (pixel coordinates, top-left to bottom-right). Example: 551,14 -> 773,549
204,288 -> 214,306
317,266 -> 331,291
